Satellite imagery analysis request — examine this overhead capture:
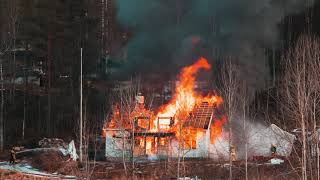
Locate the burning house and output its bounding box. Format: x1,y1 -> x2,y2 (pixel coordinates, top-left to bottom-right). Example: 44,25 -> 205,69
103,57 -> 227,160
103,57 -> 296,161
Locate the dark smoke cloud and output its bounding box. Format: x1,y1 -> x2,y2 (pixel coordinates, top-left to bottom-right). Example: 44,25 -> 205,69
115,0 -> 317,89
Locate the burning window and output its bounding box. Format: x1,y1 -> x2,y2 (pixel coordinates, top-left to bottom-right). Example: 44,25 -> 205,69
181,128 -> 197,149
157,117 -> 174,130
134,117 -> 150,129
134,136 -> 159,155
146,137 -> 156,154
159,137 -> 167,146
135,137 -> 145,148
183,136 -> 197,149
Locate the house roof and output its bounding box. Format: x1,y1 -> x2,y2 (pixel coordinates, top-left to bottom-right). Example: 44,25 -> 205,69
183,101 -> 215,129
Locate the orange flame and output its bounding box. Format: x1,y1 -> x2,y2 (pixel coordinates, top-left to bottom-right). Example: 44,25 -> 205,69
154,57 -> 223,131
103,57 -> 225,149
210,116 -> 226,144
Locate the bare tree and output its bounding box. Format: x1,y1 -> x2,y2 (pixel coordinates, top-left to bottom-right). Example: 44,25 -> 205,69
0,54 -> 4,151
239,81 -> 249,180
219,57 -> 241,180
79,48 -> 83,162
175,101 -> 194,179
8,0 -> 19,103
119,81 -> 137,178
0,0 -> 16,151
82,100 -> 100,179
281,35 -> 320,179
104,78 -> 142,178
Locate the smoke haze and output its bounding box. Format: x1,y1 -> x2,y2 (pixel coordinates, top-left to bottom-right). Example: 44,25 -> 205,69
210,118 -> 295,160
115,0 -> 317,89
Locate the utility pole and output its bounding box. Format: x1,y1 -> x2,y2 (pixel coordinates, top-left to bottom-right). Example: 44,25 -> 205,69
79,1 -> 89,163
80,47 -> 83,162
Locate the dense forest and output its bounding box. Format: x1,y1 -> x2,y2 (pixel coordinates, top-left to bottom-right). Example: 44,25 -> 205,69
0,0 -> 121,146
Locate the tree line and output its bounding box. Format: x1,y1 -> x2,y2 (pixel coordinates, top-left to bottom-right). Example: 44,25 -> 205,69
0,0 -> 109,149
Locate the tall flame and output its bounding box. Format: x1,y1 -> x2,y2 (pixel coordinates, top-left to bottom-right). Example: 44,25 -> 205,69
154,57 -> 223,130
103,57 -> 225,146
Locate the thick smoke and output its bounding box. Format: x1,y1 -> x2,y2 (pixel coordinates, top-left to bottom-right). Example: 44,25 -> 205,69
115,0 -> 316,88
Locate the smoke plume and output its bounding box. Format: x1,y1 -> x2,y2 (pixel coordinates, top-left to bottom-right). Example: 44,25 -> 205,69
115,0 -> 317,89
210,118 -> 295,160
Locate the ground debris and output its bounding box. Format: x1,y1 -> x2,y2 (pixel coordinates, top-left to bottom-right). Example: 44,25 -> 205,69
0,169 -> 56,180
39,138 -> 68,149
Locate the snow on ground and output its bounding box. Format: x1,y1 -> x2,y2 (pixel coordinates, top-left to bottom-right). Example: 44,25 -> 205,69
0,161 -> 76,179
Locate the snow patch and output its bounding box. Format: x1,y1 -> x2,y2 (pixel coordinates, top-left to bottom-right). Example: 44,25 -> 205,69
0,162 -> 76,179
